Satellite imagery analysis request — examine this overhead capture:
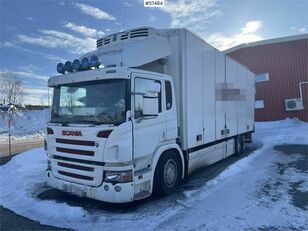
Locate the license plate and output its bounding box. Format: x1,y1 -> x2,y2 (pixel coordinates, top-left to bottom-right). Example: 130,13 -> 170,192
63,184 -> 86,197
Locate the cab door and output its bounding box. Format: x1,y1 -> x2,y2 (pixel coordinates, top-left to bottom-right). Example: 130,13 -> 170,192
131,73 -> 167,165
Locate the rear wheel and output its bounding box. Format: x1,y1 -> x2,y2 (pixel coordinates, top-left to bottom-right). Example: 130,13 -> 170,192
235,135 -> 245,155
153,151 -> 181,196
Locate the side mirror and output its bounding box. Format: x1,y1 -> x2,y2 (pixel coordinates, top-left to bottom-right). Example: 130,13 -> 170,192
134,81 -> 160,121
142,82 -> 160,117
146,82 -> 161,94
142,95 -> 158,116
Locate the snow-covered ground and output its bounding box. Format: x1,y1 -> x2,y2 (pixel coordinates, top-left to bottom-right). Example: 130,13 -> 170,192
0,109 -> 49,141
0,119 -> 307,230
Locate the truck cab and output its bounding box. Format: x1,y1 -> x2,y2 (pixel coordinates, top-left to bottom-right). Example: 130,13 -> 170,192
46,67 -> 183,203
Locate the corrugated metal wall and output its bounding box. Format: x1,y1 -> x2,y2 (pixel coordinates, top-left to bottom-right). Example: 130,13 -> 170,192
227,38 -> 308,122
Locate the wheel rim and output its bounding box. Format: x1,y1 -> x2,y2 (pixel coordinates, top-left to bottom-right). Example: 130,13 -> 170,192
164,159 -> 177,188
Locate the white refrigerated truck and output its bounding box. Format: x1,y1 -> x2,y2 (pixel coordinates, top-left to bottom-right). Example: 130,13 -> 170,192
46,27 -> 255,203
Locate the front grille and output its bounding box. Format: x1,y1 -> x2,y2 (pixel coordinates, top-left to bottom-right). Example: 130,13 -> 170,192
53,155 -> 105,166
58,170 -> 94,181
56,138 -> 95,146
51,135 -> 103,186
58,162 -> 94,172
56,147 -> 94,156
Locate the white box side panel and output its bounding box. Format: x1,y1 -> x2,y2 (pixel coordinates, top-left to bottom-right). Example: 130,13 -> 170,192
163,29 -> 188,149
162,28 -> 255,150
237,65 -> 248,134
225,56 -> 238,137
185,31 -> 204,148
215,50 -> 226,140
166,31 -> 181,127
246,69 -> 255,131
203,42 -> 216,143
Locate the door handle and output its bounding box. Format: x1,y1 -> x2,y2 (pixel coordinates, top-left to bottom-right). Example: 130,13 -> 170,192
160,131 -> 166,141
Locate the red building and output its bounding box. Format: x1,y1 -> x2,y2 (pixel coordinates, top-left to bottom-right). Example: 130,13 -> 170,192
225,34 -> 308,122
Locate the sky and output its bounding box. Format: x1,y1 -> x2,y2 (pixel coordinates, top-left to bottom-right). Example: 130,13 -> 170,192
0,0 -> 307,105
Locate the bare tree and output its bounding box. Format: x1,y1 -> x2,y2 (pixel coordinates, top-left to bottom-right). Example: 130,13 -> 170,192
64,93 -> 77,109
0,71 -> 24,105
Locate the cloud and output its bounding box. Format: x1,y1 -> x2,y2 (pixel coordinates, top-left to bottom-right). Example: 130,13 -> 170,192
13,71 -> 49,82
159,0 -> 221,32
23,86 -> 49,105
75,3 -> 116,20
64,22 -> 105,38
149,15 -> 156,21
291,25 -> 307,33
24,87 -> 48,95
2,41 -> 15,48
1,41 -> 66,62
25,17 -> 34,22
241,21 -> 262,34
123,1 -> 134,7
206,20 -> 263,51
45,54 -> 66,63
17,30 -> 96,55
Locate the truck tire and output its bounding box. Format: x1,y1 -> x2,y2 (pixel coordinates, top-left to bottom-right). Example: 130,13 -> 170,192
235,135 -> 245,155
153,151 -> 181,196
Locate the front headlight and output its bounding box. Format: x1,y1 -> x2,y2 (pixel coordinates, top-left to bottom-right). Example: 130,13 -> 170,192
105,170 -> 132,183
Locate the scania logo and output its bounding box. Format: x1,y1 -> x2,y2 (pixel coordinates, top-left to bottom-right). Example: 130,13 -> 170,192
62,130 -> 82,136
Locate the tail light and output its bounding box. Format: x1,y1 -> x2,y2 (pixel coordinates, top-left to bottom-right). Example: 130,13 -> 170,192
97,130 -> 112,138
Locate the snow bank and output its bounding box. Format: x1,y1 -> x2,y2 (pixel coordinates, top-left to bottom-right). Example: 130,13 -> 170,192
0,109 -> 49,141
0,119 -> 307,230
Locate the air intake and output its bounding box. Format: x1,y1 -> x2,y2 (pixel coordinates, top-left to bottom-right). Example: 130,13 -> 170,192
130,28 -> 149,38
96,28 -> 150,48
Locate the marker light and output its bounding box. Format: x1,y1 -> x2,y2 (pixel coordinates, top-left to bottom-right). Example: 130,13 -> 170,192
57,63 -> 65,74
90,55 -> 100,68
64,61 -> 73,72
81,57 -> 90,70
73,59 -> 80,71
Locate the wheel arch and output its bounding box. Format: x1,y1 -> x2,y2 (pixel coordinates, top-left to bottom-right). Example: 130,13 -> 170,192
152,144 -> 185,180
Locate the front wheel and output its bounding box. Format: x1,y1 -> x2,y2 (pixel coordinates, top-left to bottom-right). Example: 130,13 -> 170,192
153,151 -> 181,196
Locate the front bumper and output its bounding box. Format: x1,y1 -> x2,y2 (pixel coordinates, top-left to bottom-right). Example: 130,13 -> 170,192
46,170 -> 135,203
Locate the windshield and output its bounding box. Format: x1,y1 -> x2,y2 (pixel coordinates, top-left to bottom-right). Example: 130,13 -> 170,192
51,79 -> 129,125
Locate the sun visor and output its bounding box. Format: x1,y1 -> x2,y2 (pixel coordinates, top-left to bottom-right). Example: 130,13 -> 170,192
81,36 -> 171,67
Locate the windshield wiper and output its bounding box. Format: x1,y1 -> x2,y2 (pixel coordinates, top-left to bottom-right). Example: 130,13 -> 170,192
68,120 -> 107,125
49,120 -> 69,126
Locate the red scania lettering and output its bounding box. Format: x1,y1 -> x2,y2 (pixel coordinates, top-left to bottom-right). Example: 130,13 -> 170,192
62,130 -> 82,136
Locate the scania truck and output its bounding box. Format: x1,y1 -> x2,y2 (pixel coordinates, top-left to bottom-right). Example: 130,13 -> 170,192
46,27 -> 255,203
